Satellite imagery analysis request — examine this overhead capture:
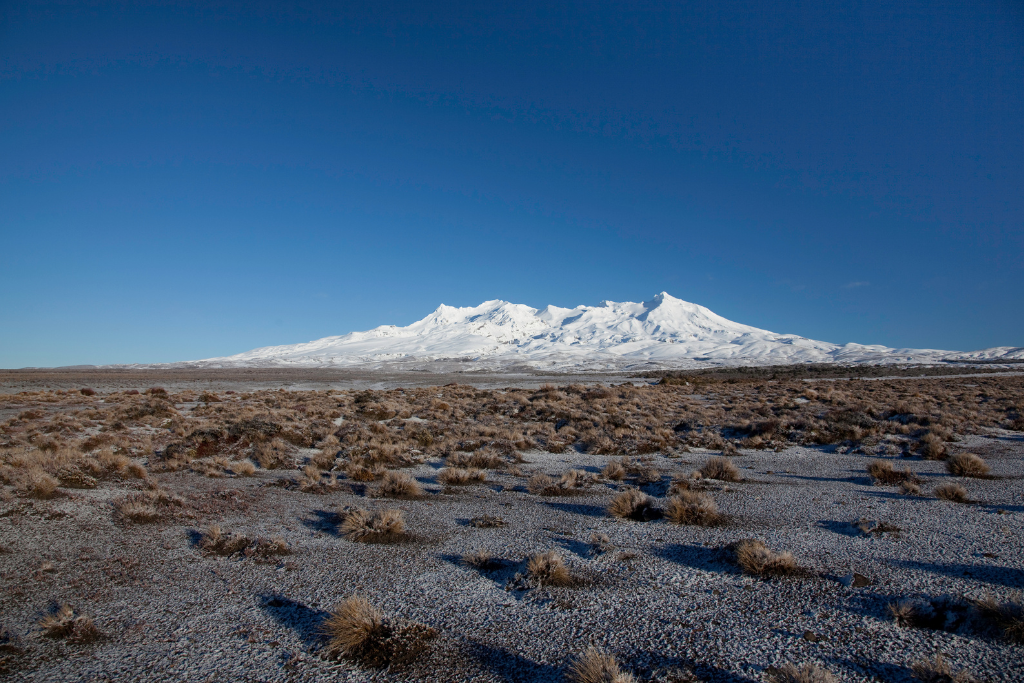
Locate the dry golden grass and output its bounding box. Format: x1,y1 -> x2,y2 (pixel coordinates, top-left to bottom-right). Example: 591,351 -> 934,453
199,525 -> 251,555
699,456 -> 739,482
664,491 -> 722,526
527,470 -> 591,496
347,463 -> 387,482
946,452 -> 989,478
113,496 -> 160,523
971,594 -> 1024,643
732,539 -> 804,577
767,663 -> 837,683
867,460 -> 915,485
338,507 -> 408,543
438,467 -> 486,485
197,524 -> 289,558
323,595 -> 382,657
607,487 -> 657,521
887,600 -> 921,627
460,549 -> 503,570
322,596 -> 435,667
900,480 -> 922,496
231,459 -> 257,476
526,550 -> 572,587
910,655 -> 978,683
934,483 -> 969,503
919,433 -> 948,460
373,471 -> 423,499
568,647 -> 636,683
601,460 -> 626,480
39,605 -> 102,644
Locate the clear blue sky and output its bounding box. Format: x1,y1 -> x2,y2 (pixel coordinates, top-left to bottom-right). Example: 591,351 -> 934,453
1,1 -> 1021,367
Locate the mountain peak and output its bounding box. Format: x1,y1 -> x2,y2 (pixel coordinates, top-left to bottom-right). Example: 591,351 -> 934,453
181,292 -> 1009,370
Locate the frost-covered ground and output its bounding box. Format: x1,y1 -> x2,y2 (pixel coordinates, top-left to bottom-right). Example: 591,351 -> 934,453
2,435 -> 1022,682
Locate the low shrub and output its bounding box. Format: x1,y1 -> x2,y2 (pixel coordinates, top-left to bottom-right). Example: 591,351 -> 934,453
732,539 -> 804,577
910,655 -> 978,683
338,507 -> 408,543
699,456 -> 740,482
322,596 -> 436,667
526,550 -> 572,587
665,491 -> 722,526
946,453 -> 989,478
39,605 -> 102,644
971,594 -> 1024,643
568,647 -> 636,683
373,471 -> 423,499
607,487 -> 658,521
934,483 -> 969,503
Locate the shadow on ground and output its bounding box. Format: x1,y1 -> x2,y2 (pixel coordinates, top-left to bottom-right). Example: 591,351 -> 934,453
259,594 -> 330,649
542,501 -> 607,518
465,641 -> 563,682
889,560 -> 1024,588
650,543 -> 736,574
300,509 -> 340,536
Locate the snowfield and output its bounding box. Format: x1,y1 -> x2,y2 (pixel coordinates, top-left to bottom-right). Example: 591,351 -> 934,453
168,293 -> 1022,371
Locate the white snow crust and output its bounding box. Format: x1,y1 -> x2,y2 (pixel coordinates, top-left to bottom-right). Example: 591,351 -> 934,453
173,293 -> 1023,371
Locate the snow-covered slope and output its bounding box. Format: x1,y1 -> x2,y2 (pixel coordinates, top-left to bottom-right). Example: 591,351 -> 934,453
176,293 -> 1023,371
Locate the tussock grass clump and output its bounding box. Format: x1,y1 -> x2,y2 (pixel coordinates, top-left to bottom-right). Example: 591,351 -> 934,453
919,433 -> 948,460
934,483 -> 969,503
338,507 -> 408,543
113,497 -> 160,523
607,487 -> 658,521
39,605 -> 102,644
526,550 -> 572,587
373,471 -> 423,499
911,655 -> 978,683
867,460 -> 915,485
665,491 -> 722,526
347,463 -> 387,482
699,456 -> 739,482
231,459 -> 257,476
322,596 -> 436,668
438,467 -> 486,485
601,460 -> 626,480
254,439 -> 294,469
732,539 -> 804,577
460,549 -> 503,570
946,453 -> 989,478
198,525 -> 290,558
113,489 -> 184,523
568,646 -> 636,683
528,470 -> 592,496
767,662 -> 837,683
446,449 -> 504,469
199,525 -> 252,555
900,480 -> 922,496
971,594 -> 1024,643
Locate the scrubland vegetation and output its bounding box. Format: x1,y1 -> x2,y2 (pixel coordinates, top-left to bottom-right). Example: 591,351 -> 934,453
0,370 -> 1021,681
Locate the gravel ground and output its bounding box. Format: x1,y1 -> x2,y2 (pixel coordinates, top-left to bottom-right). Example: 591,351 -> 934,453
1,435 -> 1022,682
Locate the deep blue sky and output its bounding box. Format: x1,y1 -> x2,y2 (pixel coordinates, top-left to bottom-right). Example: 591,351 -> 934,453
2,1 -> 1022,367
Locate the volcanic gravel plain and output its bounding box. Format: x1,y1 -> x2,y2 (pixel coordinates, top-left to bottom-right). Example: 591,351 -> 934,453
1,369 -> 1021,682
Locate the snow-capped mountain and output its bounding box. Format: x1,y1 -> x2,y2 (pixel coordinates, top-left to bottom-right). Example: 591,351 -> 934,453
174,293 -> 1023,371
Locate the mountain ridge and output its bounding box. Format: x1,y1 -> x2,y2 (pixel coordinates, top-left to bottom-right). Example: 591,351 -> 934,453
157,293 -> 1023,371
